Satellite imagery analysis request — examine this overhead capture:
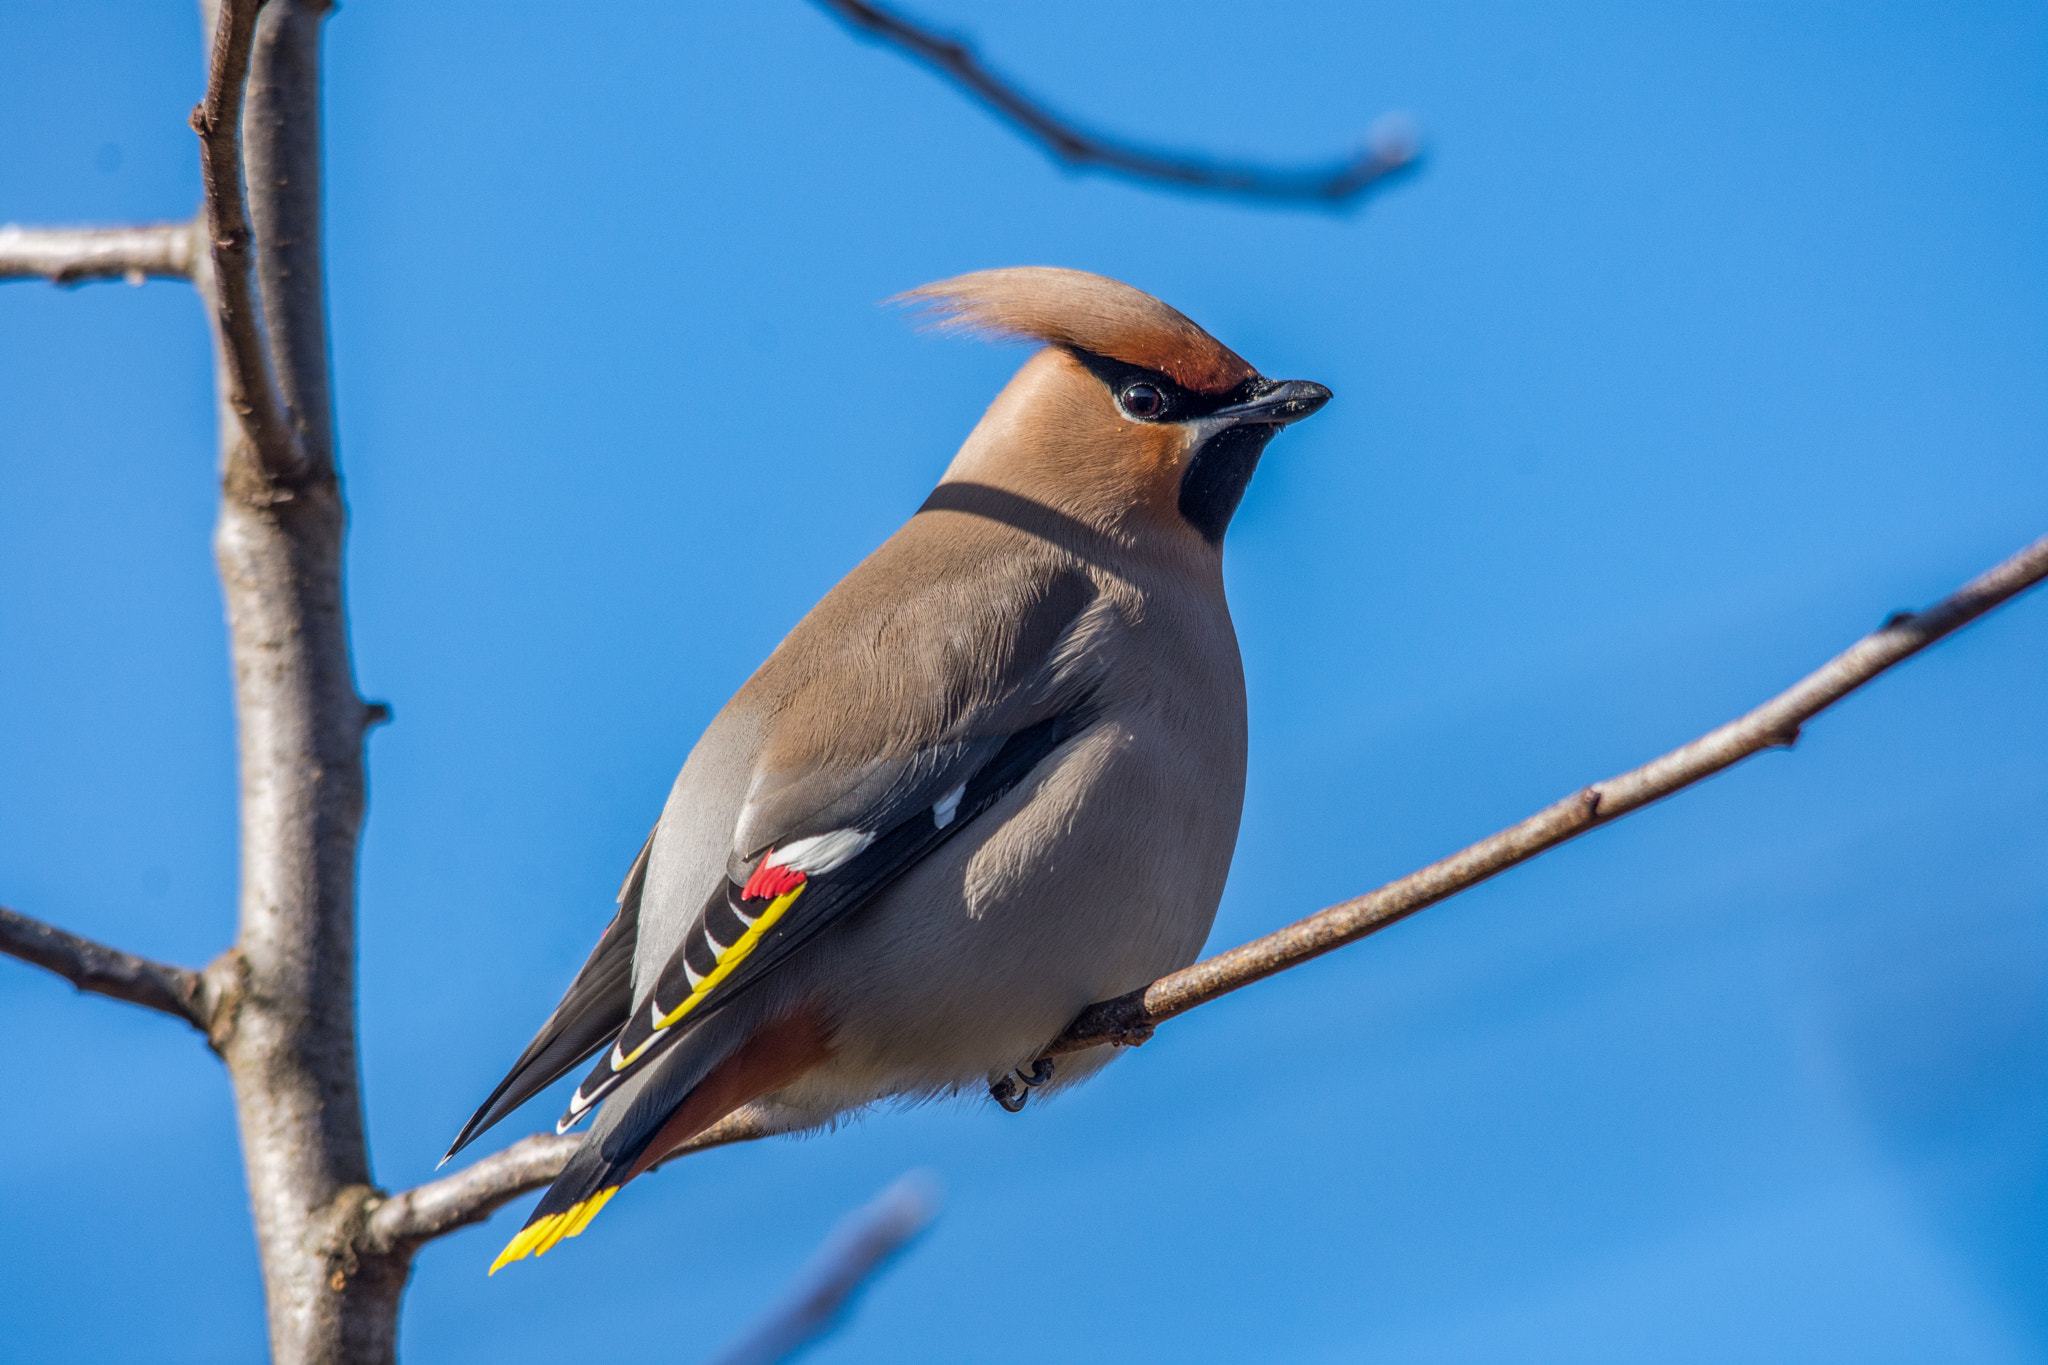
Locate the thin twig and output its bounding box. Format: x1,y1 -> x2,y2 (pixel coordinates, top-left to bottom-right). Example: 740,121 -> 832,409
813,0 -> 1420,207
0,221 -> 199,285
1044,531 -> 2048,1054
705,1172 -> 940,1365
191,0 -> 305,481
369,1109 -> 772,1249
0,905 -> 212,1032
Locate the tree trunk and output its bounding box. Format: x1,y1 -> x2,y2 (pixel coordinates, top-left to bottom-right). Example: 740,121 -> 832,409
201,3 -> 402,1359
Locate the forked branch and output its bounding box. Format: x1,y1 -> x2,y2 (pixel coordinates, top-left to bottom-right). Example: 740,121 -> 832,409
0,221 -> 199,285
192,0 -> 306,481
0,905 -> 214,1033
814,0 -> 1419,207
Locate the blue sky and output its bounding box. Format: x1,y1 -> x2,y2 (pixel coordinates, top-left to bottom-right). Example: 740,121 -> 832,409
3,3 -> 2045,1361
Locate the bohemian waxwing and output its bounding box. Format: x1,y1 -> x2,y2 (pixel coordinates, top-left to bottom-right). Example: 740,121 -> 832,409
456,266 -> 1331,1270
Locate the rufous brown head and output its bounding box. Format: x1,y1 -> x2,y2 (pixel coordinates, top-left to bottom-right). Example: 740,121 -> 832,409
899,267 -> 1331,547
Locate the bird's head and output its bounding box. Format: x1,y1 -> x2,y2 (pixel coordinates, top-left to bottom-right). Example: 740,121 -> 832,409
898,267 -> 1331,551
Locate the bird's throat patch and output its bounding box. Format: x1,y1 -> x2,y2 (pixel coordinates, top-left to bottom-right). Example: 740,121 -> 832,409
1179,423 -> 1280,543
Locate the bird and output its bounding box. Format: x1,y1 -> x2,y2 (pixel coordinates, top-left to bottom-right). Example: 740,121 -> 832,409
452,266 -> 1332,1272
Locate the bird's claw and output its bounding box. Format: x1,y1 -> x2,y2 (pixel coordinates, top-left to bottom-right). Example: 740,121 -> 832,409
990,1058 -> 1055,1113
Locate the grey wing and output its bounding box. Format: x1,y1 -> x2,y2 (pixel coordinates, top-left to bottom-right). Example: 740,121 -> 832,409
556,703 -> 1101,1130
556,561 -> 1115,1128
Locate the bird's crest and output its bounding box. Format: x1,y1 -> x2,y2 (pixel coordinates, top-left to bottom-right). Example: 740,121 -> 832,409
895,267 -> 1256,395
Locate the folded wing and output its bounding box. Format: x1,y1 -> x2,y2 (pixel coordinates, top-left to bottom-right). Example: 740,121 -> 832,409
556,705 -> 1095,1131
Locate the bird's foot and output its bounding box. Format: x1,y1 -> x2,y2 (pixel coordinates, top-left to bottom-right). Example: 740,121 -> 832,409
990,1058 -> 1055,1113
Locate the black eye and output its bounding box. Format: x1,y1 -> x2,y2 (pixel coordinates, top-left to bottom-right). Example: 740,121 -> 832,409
1118,382 -> 1166,420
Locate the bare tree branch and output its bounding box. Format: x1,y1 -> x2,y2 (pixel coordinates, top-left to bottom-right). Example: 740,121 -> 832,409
191,0 -> 307,483
190,2 -> 395,1358
10,4 -> 373,1355
1043,531 -> 2048,1056
0,905 -> 214,1031
361,1134 -> 580,1253
706,1172 -> 940,1365
365,1109 -> 771,1251
813,0 -> 1420,207
240,0 -> 338,476
0,221 -> 198,285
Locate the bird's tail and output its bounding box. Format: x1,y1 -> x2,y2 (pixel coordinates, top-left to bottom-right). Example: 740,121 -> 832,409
487,1023 -> 732,1274
487,1005 -> 782,1274
489,1139 -> 624,1273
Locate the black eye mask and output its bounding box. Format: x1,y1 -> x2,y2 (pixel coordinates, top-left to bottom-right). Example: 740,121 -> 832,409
1066,347 -> 1265,423
1065,347 -> 1282,544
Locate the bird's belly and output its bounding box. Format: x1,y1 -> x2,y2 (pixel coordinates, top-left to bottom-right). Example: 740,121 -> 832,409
762,716 -> 1242,1122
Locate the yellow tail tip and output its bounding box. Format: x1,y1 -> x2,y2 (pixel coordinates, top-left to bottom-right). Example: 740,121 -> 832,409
487,1187 -> 621,1276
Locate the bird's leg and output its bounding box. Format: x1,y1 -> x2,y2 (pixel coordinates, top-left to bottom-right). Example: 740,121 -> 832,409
1018,1058 -> 1054,1088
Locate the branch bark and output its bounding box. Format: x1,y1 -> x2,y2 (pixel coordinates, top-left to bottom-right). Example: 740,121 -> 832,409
193,0 -> 308,484
366,1110 -> 772,1251
191,2 -> 392,1360
0,905 -> 214,1031
1043,531 -> 2048,1055
361,1134 -> 581,1254
0,221 -> 198,284
814,0 -> 1419,207
240,0 -> 337,476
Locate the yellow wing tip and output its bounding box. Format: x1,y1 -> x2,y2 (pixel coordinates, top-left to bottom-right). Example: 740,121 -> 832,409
487,1187 -> 621,1276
